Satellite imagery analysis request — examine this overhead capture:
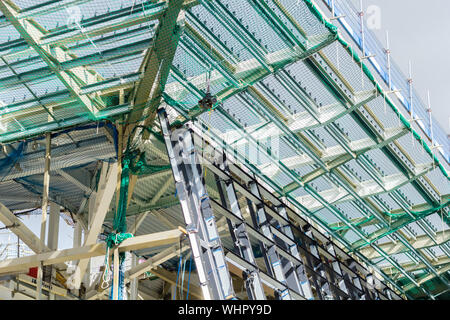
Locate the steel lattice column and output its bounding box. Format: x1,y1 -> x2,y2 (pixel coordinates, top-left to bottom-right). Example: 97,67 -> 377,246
159,108 -> 235,300
303,225 -> 334,299
213,153 -> 266,300
274,204 -> 314,300
246,178 -> 300,300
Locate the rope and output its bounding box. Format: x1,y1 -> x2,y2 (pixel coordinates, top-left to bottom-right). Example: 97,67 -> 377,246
173,254 -> 183,300
180,256 -> 187,299
186,255 -> 193,300
102,246 -> 111,289
0,141 -> 27,183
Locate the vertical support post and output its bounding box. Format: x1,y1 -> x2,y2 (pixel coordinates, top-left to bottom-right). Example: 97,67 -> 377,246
48,202 -> 60,250
37,132 -> 51,300
385,31 -> 392,89
40,132 -> 51,243
36,261 -> 44,300
408,61 -> 414,118
84,195 -> 97,288
358,0 -> 365,57
73,223 -> 82,261
130,254 -> 138,300
303,225 -> 333,299
88,193 -> 96,226
383,30 -> 392,115
71,221 -> 82,297
115,122 -> 123,211
159,108 -> 235,300
427,91 -> 434,145
214,153 -> 266,300
16,235 -> 20,294
358,0 -> 366,88
246,179 -> 292,300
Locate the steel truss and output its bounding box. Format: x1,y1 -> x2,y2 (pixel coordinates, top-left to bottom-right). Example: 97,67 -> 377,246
159,108 -> 235,300
159,107 -> 402,300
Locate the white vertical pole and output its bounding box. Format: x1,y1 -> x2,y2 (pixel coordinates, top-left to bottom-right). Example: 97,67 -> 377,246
84,195 -> 96,289
40,132 -> 51,245
427,91 -> 436,170
113,247 -> 120,300
47,202 -> 60,300
37,132 -> 51,300
427,91 -> 434,145
384,30 -> 392,116
359,0 -> 365,57
16,234 -> 20,294
36,262 -> 43,300
48,202 -> 60,251
359,0 -> 365,88
73,223 -> 82,252
72,221 -> 82,297
385,30 -> 392,89
408,61 -> 415,147
130,254 -> 138,300
408,60 -> 414,118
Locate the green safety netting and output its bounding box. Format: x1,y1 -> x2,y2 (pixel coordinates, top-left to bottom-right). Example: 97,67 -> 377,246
0,0 -> 449,299
159,0 -> 449,297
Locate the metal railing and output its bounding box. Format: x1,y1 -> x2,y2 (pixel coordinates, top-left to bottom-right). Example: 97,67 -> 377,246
321,0 -> 449,163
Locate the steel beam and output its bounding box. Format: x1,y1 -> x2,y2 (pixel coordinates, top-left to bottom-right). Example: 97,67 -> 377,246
159,108 -> 235,300
126,0 -> 184,135
0,1 -> 102,115
0,229 -> 182,275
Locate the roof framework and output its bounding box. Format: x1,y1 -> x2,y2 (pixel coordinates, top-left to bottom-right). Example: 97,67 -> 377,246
0,0 -> 448,300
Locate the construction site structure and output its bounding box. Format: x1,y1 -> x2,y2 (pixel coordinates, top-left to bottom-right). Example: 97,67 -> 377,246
0,0 -> 448,300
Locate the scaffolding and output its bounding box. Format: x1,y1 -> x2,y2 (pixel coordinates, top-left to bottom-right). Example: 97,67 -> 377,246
0,0 -> 448,300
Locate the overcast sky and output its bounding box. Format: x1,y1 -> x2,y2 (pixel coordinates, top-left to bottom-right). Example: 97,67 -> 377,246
350,0 -> 450,134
